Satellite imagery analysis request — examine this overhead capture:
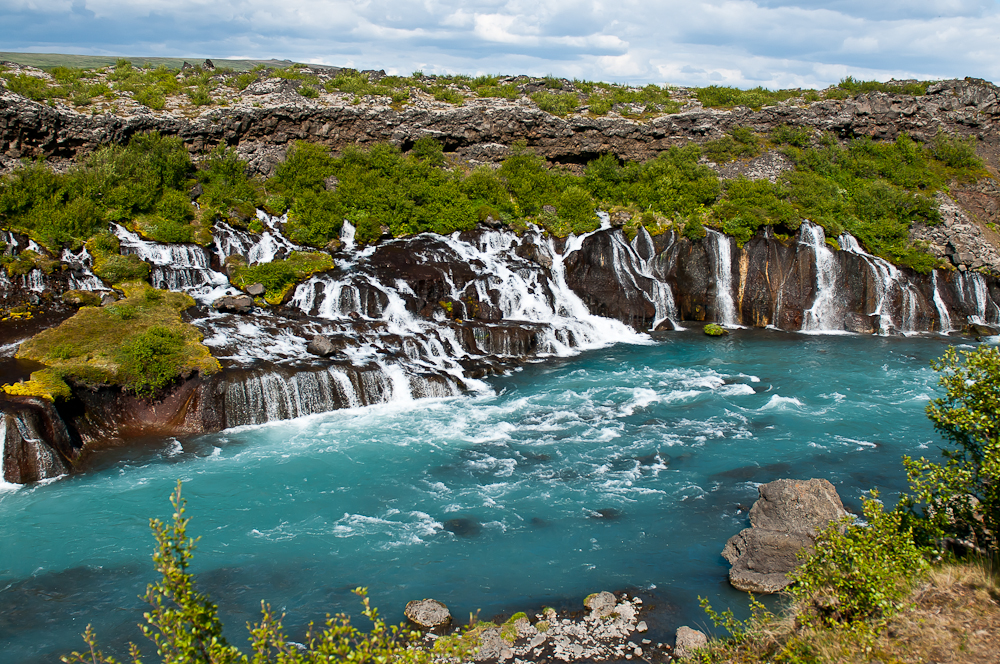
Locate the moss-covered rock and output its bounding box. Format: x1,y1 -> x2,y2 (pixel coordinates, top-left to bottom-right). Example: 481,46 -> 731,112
14,282 -> 219,397
704,323 -> 729,336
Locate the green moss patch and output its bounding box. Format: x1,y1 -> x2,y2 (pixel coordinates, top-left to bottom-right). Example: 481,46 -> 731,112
12,282 -> 219,397
704,323 -> 728,336
228,251 -> 334,305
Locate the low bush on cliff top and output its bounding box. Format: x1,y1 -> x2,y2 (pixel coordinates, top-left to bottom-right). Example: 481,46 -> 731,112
8,282 -> 219,398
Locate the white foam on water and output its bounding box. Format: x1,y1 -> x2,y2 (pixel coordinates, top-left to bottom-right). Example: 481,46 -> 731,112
759,395 -> 805,411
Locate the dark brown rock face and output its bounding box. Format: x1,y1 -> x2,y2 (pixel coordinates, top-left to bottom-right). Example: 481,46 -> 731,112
0,396 -> 80,483
722,478 -> 849,593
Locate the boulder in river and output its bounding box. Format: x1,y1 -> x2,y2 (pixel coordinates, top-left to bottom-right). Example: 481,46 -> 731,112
212,294 -> 254,314
722,478 -> 848,593
404,598 -> 451,629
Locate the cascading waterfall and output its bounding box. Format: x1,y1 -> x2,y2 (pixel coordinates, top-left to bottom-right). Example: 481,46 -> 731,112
931,271 -> 953,333
706,230 -> 739,326
60,247 -> 105,291
114,225 -> 234,303
213,212 -> 301,266
956,271 -> 1000,325
620,226 -> 681,330
839,233 -> 921,334
22,270 -> 45,292
800,223 -> 842,332
0,416 -> 9,487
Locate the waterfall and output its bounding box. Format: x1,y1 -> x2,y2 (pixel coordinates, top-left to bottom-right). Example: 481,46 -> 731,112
222,364 -> 462,427
60,247 -> 105,291
213,216 -> 301,266
0,416 -> 10,488
957,271 -> 1000,325
114,225 -> 235,303
931,271 -> 953,333
706,230 -> 738,326
839,233 -> 922,334
623,227 -> 681,330
23,269 -> 45,292
800,223 -> 841,332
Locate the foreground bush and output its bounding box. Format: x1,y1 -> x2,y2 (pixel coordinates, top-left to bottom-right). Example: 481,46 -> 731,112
62,483 -> 467,664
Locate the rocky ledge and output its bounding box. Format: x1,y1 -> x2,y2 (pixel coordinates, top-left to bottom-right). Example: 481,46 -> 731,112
722,478 -> 849,593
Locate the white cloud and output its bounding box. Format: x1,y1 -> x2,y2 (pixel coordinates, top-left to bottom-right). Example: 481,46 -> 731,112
2,0 -> 999,87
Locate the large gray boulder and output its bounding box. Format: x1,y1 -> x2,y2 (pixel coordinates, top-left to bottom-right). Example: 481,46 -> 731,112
722,478 -> 848,593
403,598 -> 451,629
674,626 -> 707,659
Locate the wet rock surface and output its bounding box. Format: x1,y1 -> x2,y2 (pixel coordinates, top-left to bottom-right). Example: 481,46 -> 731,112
722,478 -> 849,593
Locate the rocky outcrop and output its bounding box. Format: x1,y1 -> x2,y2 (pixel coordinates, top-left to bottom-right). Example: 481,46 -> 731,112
0,396 -> 81,483
674,626 -> 708,659
722,479 -> 849,593
911,192 -> 1000,273
2,78 -> 999,173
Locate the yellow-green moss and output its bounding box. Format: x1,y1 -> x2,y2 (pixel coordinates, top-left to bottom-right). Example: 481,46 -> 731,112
2,368 -> 72,401
15,282 -> 219,395
229,251 -> 334,305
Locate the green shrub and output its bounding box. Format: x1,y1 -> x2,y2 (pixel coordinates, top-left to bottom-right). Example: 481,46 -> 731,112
703,127 -> 763,163
836,76 -> 929,97
696,85 -> 803,110
95,254 -> 151,284
432,86 -> 464,104
713,177 -> 798,244
4,74 -> 50,101
930,132 -> 982,170
187,86 -> 212,106
531,90 -> 579,115
412,136 -> 445,166
299,84 -> 319,99
116,326 -> 187,396
477,84 -> 519,100
235,72 -> 255,90
790,495 -> 928,630
770,124 -> 813,148
901,346 -> 1000,553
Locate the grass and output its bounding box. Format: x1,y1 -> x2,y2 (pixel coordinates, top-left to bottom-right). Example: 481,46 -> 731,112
228,251 -> 334,304
8,282 -> 219,398
696,559 -> 1000,664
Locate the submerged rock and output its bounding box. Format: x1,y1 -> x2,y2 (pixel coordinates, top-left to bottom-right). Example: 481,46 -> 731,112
722,478 -> 848,593
404,598 -> 451,629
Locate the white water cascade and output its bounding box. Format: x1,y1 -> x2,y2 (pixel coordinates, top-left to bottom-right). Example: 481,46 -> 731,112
622,226 -> 681,330
800,223 -> 842,332
839,233 -> 921,334
956,271 -> 1000,325
706,230 -> 739,327
213,211 -> 302,266
60,247 -> 106,291
931,271 -> 953,333
114,225 -> 235,303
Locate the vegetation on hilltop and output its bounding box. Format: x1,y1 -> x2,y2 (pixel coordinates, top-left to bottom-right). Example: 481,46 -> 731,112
1,54 -> 941,117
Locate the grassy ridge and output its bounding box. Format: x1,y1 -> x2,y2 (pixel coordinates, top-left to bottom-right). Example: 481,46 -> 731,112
0,52 -> 297,72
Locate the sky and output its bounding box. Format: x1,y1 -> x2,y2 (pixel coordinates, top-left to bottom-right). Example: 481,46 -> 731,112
2,0 -> 999,88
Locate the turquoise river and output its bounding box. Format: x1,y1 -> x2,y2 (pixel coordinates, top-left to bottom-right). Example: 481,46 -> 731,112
0,330 -> 987,662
